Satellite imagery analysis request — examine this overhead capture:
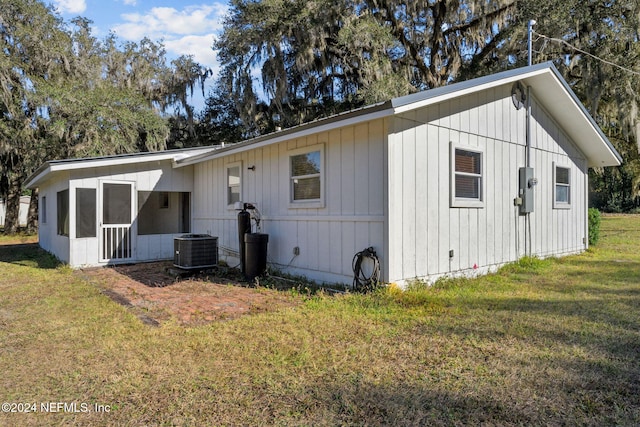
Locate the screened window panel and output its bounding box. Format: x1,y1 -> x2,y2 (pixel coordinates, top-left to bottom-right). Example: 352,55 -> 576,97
57,189 -> 69,236
179,192 -> 190,233
158,192 -> 169,209
291,151 -> 321,176
293,177 -> 321,200
103,183 -> 131,225
41,196 -> 47,224
76,188 -> 96,238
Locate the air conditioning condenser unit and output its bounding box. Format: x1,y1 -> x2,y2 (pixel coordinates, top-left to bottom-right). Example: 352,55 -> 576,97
174,234 -> 218,269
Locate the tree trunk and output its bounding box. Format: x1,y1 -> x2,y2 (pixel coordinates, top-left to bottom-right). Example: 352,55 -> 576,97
27,188 -> 38,234
3,173 -> 23,234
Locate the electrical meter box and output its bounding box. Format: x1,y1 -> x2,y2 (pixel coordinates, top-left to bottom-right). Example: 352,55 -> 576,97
519,167 -> 536,214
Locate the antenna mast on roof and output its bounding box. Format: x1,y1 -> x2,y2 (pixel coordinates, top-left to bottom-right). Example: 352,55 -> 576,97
528,20 -> 537,66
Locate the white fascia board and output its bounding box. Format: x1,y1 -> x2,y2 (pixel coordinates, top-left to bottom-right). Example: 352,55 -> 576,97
521,71 -> 621,167
391,66 -> 552,114
392,63 -> 620,168
25,147 -> 217,189
24,167 -> 52,189
25,155 -> 173,188
56,153 -> 176,170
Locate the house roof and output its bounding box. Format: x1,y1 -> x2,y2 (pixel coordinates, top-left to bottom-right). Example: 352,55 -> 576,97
25,62 -> 622,190
175,62 -> 622,168
24,146 -> 218,189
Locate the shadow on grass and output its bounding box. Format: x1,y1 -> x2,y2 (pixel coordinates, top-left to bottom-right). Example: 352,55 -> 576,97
559,259 -> 640,287
311,380 -> 545,426
460,297 -> 639,354
394,295 -> 640,424
302,372 -> 639,426
0,243 -> 61,269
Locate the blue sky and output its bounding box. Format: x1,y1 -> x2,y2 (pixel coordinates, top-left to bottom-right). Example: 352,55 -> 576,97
49,0 -> 230,110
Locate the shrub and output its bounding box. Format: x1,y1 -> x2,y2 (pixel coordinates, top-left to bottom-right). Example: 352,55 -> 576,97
588,208 -> 601,245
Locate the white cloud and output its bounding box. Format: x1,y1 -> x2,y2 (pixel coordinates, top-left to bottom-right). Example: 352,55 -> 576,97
113,4 -> 227,41
51,0 -> 87,14
122,0 -> 137,5
111,3 -> 227,71
165,34 -> 219,72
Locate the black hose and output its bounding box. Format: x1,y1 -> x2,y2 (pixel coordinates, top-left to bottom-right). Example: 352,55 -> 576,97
352,247 -> 380,292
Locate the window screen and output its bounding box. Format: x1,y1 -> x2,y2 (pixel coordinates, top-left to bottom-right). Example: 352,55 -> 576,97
41,196 -> 47,224
76,188 -> 96,238
57,189 -> 69,236
103,183 -> 131,225
159,192 -> 169,209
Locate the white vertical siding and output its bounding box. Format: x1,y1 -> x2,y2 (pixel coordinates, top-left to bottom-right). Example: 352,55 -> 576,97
387,84 -> 587,285
38,172 -> 71,264
192,119 -> 388,284
529,95 -> 587,258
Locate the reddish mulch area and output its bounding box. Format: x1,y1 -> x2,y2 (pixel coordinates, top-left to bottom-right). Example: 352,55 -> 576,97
77,261 -> 300,326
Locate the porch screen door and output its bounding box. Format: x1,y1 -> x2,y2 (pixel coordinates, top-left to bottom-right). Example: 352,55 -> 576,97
100,181 -> 134,262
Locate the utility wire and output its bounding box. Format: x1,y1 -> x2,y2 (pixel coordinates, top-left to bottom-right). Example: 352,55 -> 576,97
533,30 -> 640,77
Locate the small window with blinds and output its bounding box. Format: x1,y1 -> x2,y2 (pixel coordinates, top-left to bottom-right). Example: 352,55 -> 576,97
289,144 -> 324,207
553,163 -> 571,209
450,144 -> 484,208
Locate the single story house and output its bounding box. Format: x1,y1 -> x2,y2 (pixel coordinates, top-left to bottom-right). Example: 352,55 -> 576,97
25,62 -> 622,286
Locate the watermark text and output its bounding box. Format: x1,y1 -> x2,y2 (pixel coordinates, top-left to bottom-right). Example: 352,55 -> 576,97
2,401 -> 111,413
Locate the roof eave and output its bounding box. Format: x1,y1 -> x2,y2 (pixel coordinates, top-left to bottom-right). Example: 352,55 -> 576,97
521,65 -> 622,167
24,146 -> 218,189
24,164 -> 52,189
391,62 -> 621,168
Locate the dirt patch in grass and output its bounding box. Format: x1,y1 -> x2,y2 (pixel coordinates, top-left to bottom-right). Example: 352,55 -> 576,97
78,261 -> 300,326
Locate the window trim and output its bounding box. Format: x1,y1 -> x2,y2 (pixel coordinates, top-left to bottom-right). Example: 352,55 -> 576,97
226,161 -> 242,209
553,162 -> 571,209
450,142 -> 485,208
288,144 -> 325,208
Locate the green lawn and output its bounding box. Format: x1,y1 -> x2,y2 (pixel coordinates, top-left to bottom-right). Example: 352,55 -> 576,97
1,216 -> 639,425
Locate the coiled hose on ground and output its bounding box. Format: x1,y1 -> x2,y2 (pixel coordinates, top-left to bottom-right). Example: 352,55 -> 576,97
352,247 -> 380,292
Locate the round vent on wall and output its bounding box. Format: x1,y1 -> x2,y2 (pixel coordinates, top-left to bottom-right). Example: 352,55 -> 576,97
511,81 -> 526,110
